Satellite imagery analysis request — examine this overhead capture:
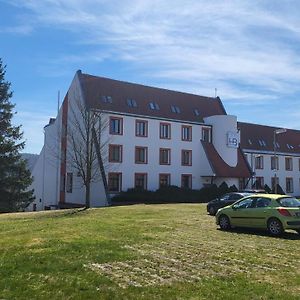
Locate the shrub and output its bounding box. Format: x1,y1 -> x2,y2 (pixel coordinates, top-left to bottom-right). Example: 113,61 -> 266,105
111,182 -> 239,205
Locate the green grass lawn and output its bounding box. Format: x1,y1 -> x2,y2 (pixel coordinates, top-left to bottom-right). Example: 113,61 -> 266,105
0,204 -> 299,300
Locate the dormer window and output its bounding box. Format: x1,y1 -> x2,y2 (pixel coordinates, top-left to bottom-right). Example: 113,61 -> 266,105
171,105 -> 180,113
127,98 -> 137,107
194,109 -> 200,116
101,95 -> 112,103
149,102 -> 160,110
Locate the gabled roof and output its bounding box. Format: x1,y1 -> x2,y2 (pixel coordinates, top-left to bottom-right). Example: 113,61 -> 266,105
202,141 -> 252,178
238,122 -> 300,155
78,71 -> 226,123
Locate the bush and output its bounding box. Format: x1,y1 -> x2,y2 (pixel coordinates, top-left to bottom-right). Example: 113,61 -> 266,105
264,184 -> 272,193
112,182 -> 239,205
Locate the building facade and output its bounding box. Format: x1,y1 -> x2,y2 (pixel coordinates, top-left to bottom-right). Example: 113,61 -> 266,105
28,71 -> 300,210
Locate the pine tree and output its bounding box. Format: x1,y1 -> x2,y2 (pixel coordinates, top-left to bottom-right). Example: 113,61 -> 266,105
0,59 -> 35,212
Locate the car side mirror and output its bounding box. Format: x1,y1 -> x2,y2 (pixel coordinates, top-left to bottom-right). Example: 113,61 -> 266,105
232,206 -> 237,210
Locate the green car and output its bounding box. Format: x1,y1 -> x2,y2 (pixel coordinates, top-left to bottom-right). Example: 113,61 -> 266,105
216,194 -> 300,236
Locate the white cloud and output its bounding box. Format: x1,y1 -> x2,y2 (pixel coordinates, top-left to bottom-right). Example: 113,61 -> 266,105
4,0 -> 300,104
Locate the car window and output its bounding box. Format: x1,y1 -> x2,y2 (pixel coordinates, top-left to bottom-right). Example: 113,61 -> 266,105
255,197 -> 271,208
233,198 -> 254,209
220,195 -> 230,201
231,194 -> 242,200
277,197 -> 300,208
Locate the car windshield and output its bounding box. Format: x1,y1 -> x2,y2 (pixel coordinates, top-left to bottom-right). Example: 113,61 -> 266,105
277,197 -> 300,207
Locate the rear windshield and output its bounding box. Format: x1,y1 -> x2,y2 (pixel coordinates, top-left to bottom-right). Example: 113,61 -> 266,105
277,197 -> 300,207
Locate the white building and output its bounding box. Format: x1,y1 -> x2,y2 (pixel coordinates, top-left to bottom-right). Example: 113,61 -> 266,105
28,71 -> 300,210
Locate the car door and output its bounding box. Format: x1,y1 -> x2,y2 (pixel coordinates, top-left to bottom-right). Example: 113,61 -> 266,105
244,197 -> 272,228
230,197 -> 256,227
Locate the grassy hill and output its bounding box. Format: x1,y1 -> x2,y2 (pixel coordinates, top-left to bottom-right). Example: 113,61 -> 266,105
0,204 -> 299,299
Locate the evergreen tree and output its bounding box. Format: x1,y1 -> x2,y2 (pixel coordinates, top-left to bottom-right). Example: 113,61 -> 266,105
0,59 -> 34,212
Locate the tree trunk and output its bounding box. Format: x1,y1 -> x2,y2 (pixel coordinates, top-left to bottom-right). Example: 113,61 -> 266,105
85,181 -> 90,208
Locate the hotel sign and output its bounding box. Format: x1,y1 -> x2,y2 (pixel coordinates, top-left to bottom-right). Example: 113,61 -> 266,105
227,131 -> 239,148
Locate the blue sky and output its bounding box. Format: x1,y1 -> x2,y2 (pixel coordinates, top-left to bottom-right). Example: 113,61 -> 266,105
1,0 -> 300,154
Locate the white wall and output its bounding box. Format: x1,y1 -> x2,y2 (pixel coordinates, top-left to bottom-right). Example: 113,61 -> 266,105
204,115 -> 239,167
101,113 -> 214,192
65,74 -> 107,207
245,151 -> 300,195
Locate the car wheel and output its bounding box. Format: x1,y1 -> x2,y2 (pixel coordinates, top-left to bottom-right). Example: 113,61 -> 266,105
267,218 -> 284,236
208,206 -> 216,215
219,215 -> 231,230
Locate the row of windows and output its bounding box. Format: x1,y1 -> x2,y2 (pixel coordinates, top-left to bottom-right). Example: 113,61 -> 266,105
248,138 -> 299,151
254,155 -> 298,171
253,176 -> 294,193
108,173 -> 192,192
109,145 -> 193,166
110,117 -> 211,142
102,95 -> 201,116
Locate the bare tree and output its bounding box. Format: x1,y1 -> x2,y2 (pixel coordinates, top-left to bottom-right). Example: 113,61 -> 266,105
67,98 -> 110,208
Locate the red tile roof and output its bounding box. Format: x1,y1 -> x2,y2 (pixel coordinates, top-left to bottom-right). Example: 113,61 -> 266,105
238,122 -> 300,154
202,141 -> 252,178
78,71 -> 226,123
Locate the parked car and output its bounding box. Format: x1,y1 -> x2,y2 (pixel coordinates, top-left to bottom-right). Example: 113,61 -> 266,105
207,192 -> 251,216
216,194 -> 300,236
239,189 -> 266,194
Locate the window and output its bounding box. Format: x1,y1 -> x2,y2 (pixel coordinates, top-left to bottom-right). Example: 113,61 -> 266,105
202,127 -> 211,142
149,102 -> 160,110
135,173 -> 147,190
108,173 -> 122,192
286,178 -> 293,193
194,109 -> 200,116
66,172 -> 73,193
135,120 -> 148,137
159,148 -> 171,165
248,139 -> 252,145
159,174 -> 171,188
181,174 -> 192,189
171,105 -> 180,113
127,98 -> 137,107
182,125 -> 192,141
135,147 -> 148,164
258,140 -> 267,147
110,117 -> 123,135
239,178 -> 245,190
109,144 -> 122,163
253,177 -> 264,189
255,197 -> 271,208
255,156 -> 264,169
160,123 -> 171,139
271,177 -> 279,191
101,95 -> 112,103
232,198 -> 255,209
285,157 -> 293,171
181,150 -> 192,166
271,156 -> 279,170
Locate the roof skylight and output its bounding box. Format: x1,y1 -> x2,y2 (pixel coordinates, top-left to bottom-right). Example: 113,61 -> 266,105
127,98 -> 137,108
149,102 -> 160,110
101,95 -> 112,103
194,109 -> 200,116
171,105 -> 180,113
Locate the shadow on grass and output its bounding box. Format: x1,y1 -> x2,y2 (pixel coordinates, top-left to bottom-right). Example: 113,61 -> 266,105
217,227 -> 300,240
